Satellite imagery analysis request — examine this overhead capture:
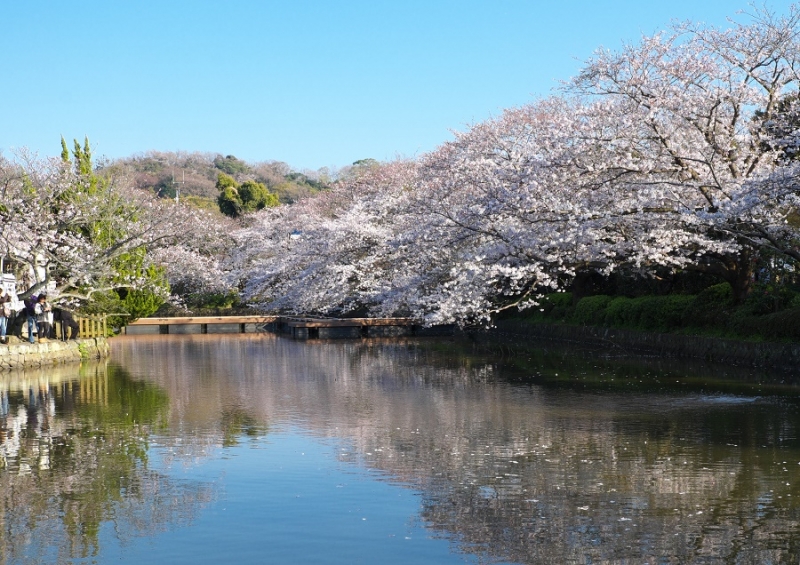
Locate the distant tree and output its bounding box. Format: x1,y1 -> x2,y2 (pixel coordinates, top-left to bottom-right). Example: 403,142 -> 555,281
215,172 -> 238,191
239,180 -> 279,212
154,177 -> 177,199
213,154 -> 250,176
217,187 -> 242,218
215,173 -> 278,217
73,137 -> 92,176
60,136 -> 70,163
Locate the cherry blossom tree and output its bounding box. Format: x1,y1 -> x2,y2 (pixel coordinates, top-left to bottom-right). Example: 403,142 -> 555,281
566,4 -> 800,299
0,149 -> 224,312
227,5 -> 800,324
230,160 -> 418,316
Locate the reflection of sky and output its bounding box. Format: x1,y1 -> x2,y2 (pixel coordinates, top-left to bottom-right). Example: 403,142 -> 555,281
106,429 -> 515,565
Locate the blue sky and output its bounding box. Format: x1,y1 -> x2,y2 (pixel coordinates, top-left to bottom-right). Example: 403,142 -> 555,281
0,1 -> 778,171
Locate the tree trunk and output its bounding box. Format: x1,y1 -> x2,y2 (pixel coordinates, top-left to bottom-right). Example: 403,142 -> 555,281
571,271 -> 604,303
724,250 -> 755,304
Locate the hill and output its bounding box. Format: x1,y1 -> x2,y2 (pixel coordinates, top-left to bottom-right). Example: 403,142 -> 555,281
102,152 -> 331,212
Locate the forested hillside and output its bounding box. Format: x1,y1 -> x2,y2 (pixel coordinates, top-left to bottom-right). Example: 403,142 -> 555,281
103,152 -> 331,213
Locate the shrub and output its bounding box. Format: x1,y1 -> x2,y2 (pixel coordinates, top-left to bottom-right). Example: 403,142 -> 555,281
657,295 -> 696,330
572,295 -> 612,325
548,293 -> 574,321
690,283 -> 733,329
604,297 -> 634,326
545,292 -> 573,308
632,296 -> 662,329
516,293 -> 574,321
185,290 -> 240,309
732,307 -> 800,341
741,283 -> 798,315
602,295 -> 694,331
537,292 -> 573,317
694,283 -> 733,308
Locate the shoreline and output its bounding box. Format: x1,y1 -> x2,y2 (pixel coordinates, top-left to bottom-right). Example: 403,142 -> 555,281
489,320 -> 800,373
0,338 -> 110,370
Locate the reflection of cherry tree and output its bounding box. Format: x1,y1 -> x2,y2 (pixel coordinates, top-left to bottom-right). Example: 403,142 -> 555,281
111,335 -> 800,563
0,362 -> 213,562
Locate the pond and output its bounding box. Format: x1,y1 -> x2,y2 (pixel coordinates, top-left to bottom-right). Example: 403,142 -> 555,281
1,334 -> 800,564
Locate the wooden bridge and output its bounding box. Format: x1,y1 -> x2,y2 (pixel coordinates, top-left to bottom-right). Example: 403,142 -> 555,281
123,315 -> 452,339
124,315 -> 278,335
276,316 -> 416,339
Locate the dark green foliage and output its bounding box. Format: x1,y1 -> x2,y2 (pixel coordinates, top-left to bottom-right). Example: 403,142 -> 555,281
657,295 -> 696,329
153,177 -> 176,199
80,268 -> 167,329
731,308 -> 800,341
79,291 -> 127,332
213,154 -> 251,176
185,290 -> 240,309
121,286 -> 165,320
603,297 -> 634,327
741,282 -> 798,315
602,295 -> 694,331
217,187 -> 241,217
284,172 -> 327,192
545,292 -> 573,308
536,292 -> 572,320
573,295 -> 612,325
523,280 -> 797,341
694,283 -> 734,308
635,297 -> 664,329
688,283 -> 734,328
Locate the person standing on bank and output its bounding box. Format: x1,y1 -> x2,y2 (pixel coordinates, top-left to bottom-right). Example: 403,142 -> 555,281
34,294 -> 52,343
53,307 -> 79,340
0,288 -> 11,344
23,294 -> 38,343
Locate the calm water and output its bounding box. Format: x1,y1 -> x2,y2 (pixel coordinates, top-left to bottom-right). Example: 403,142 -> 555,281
2,334 -> 800,564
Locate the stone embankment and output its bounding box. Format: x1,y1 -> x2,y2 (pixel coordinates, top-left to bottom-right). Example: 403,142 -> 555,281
0,338 -> 110,370
494,321 -> 800,372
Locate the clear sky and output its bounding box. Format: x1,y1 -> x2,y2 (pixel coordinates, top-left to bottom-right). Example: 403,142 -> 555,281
0,1 -> 782,171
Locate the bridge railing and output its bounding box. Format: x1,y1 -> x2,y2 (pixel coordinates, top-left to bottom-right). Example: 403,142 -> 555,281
74,315 -> 108,339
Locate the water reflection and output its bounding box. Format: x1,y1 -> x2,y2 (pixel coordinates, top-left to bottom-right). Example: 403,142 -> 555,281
110,334 -> 800,564
0,362 -> 214,563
